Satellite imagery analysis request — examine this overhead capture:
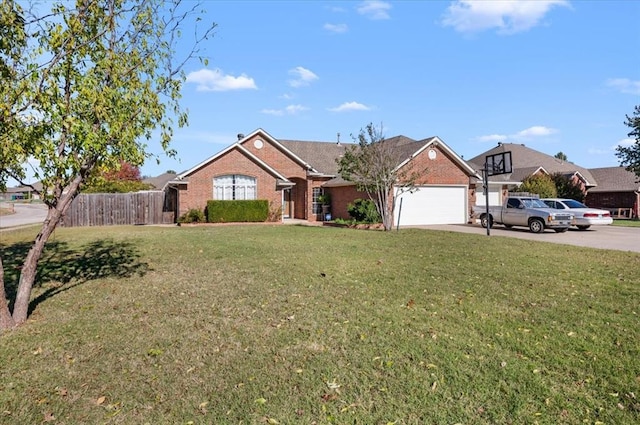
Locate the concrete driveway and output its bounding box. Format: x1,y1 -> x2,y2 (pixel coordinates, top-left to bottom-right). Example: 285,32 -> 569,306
0,203 -> 48,230
422,223 -> 640,253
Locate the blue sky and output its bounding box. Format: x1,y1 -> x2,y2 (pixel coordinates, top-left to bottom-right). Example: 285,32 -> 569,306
146,0 -> 639,177
13,1 -> 640,182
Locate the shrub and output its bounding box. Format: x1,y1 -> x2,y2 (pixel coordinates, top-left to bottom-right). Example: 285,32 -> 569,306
551,173 -> 586,202
178,208 -> 206,223
516,174 -> 557,198
347,198 -> 381,223
206,200 -> 269,223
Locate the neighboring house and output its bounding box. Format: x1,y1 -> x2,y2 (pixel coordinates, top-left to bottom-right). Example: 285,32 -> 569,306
143,172 -> 177,191
467,142 -> 597,206
143,172 -> 179,221
586,167 -> 640,218
169,128 -> 479,226
0,181 -> 43,201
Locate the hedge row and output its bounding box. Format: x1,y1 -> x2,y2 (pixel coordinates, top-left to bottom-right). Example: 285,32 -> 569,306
206,200 -> 269,223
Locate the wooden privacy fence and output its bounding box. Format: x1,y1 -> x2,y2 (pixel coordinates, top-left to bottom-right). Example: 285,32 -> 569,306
62,191 -> 173,227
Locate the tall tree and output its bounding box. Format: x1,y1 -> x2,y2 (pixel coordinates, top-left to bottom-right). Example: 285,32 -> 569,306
82,161 -> 152,193
0,0 -> 215,329
554,152 -> 568,161
550,172 -> 585,202
337,123 -> 422,231
616,105 -> 640,178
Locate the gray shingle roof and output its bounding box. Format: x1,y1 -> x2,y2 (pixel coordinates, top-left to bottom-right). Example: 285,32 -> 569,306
143,172 -> 177,190
280,135 -> 434,176
587,167 -> 640,192
279,140 -> 347,175
467,143 -> 597,186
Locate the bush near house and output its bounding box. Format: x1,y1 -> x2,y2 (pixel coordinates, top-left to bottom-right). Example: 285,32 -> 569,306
347,198 -> 381,223
206,200 -> 269,223
178,208 -> 206,224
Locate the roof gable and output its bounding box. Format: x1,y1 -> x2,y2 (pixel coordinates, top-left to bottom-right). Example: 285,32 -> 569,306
177,142 -> 290,183
468,143 -> 597,186
396,136 -> 480,177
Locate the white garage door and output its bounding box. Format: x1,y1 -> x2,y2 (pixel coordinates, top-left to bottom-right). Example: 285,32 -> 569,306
475,185 -> 501,207
394,185 -> 467,226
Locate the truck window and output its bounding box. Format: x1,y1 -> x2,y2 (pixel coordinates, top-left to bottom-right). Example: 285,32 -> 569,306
507,198 -> 521,209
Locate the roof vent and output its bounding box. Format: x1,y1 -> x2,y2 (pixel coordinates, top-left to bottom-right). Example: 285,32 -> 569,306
497,142 -> 502,146
336,132 -> 341,146
237,133 -> 245,140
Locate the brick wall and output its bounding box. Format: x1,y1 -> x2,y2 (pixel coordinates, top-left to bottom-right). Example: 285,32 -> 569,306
177,148 -> 281,218
240,135 -> 307,179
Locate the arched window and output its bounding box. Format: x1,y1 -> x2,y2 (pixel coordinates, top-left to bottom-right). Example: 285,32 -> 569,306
214,175 -> 256,200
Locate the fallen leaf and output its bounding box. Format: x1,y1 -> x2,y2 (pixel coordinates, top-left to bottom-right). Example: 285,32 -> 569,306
326,381 -> 341,390
406,299 -> 415,308
321,393 -> 338,402
43,412 -> 55,422
96,396 -> 106,405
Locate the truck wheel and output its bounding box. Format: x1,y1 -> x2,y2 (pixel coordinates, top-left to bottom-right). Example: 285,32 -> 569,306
529,218 -> 544,233
480,214 -> 493,229
554,228 -> 568,233
576,225 -> 590,230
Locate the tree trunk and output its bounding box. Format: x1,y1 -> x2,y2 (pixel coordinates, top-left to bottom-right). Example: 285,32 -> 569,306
9,177 -> 82,326
0,257 -> 16,330
10,206 -> 62,325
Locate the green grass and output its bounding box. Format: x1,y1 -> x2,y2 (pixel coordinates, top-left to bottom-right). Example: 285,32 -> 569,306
1,224 -> 639,424
613,219 -> 640,227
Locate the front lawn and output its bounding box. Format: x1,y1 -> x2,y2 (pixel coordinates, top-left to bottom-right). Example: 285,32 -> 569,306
613,219 -> 640,227
1,225 -> 638,424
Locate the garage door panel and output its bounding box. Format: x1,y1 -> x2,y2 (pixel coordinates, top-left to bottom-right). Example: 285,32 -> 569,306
394,186 -> 467,226
475,186 -> 501,207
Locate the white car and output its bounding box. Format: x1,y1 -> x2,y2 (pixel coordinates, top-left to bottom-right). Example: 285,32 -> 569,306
541,198 -> 613,230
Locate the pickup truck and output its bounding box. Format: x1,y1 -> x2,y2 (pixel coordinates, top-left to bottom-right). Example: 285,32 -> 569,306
474,196 -> 574,233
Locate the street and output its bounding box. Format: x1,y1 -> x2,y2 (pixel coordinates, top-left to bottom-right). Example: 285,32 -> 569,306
423,223 -> 640,253
0,203 -> 48,230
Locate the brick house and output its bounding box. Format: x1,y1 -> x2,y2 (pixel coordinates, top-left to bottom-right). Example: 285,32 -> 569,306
586,167 -> 640,218
170,128 -> 480,226
467,142 -> 598,207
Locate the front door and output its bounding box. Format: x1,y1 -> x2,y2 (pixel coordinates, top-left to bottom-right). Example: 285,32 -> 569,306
282,189 -> 292,218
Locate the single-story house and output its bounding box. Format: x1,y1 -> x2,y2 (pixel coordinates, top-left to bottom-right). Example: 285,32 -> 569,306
0,181 -> 43,201
585,167 -> 640,218
169,128 -> 480,226
466,142 -> 598,206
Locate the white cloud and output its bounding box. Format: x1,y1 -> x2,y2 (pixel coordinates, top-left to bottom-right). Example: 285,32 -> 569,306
357,1 -> 392,20
328,101 -> 371,112
606,78 -> 640,95
285,104 -> 309,114
476,134 -> 507,142
261,109 -> 284,117
186,69 -> 257,92
441,0 -> 570,34
476,126 -> 557,143
324,23 -> 348,33
587,138 -> 635,156
288,66 -> 319,88
260,104 -> 309,116
515,126 -> 558,138
617,137 -> 636,148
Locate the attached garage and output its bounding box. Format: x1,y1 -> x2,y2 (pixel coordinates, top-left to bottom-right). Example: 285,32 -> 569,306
475,185 -> 502,208
394,185 -> 468,226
